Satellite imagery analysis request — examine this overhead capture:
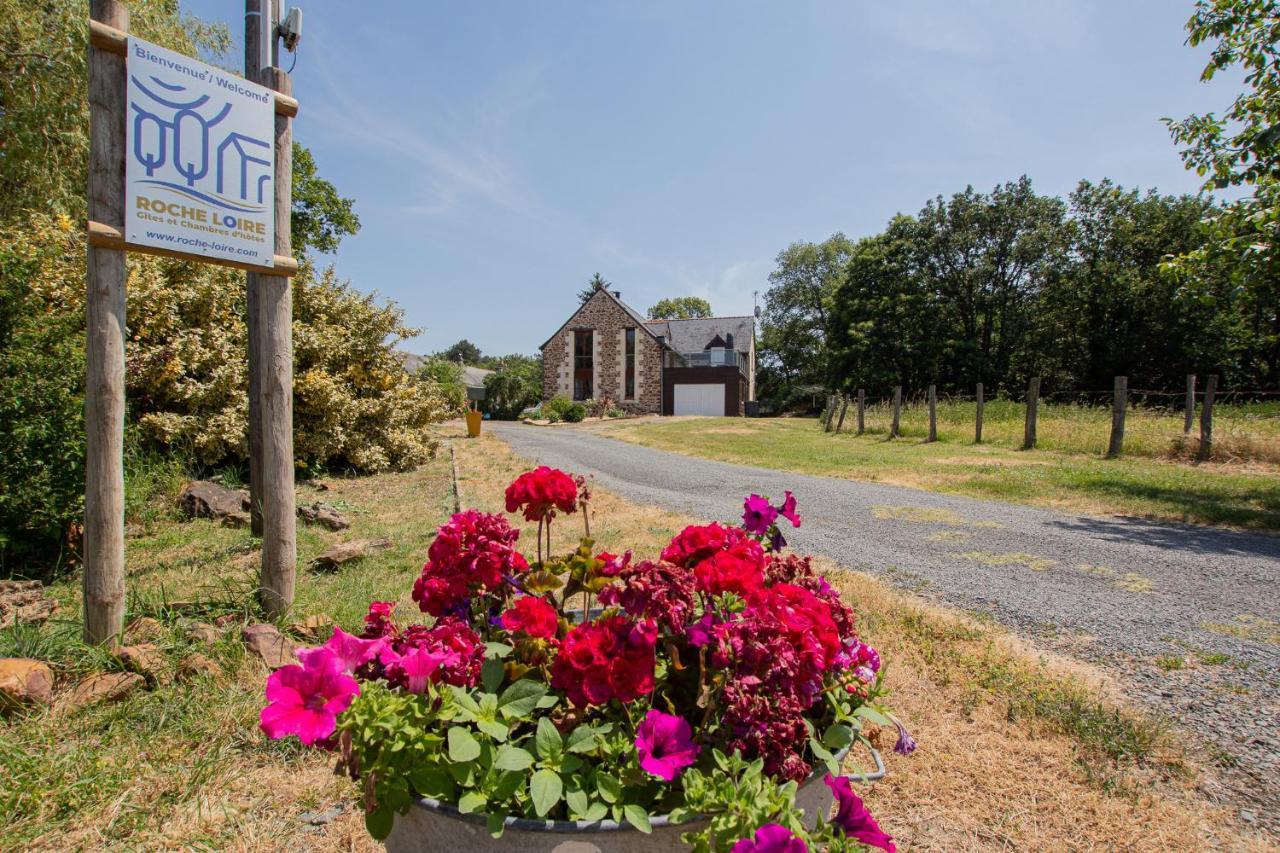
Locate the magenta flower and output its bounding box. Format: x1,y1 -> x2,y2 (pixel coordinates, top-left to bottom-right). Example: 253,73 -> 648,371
778,491 -> 801,527
824,774 -> 896,852
259,648 -> 360,746
298,626 -> 384,673
635,710 -> 700,781
730,824 -> 807,853
742,494 -> 778,536
400,646 -> 456,693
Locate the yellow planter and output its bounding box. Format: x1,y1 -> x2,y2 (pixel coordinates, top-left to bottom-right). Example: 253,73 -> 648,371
464,410 -> 482,437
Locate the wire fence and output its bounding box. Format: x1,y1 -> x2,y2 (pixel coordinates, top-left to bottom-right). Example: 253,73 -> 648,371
818,378 -> 1280,466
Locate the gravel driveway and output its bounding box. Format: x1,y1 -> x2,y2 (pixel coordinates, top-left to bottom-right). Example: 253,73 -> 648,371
489,421 -> 1280,825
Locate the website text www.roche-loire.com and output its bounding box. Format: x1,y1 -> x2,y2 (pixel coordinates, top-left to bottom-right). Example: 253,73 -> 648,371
144,231 -> 265,259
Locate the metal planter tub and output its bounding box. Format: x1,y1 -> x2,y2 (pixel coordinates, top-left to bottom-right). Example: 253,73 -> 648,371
385,745 -> 884,853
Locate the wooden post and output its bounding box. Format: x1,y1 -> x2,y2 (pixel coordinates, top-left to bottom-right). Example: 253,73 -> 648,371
856,389 -> 865,435
824,394 -> 839,432
1022,377 -> 1040,450
1107,376 -> 1127,458
890,386 -> 902,438
246,0 -> 266,536
818,395 -> 830,429
83,0 -> 129,645
834,395 -> 849,434
1183,374 -> 1196,434
257,65 -> 297,618
975,382 -> 984,444
926,384 -> 938,442
1197,374 -> 1217,462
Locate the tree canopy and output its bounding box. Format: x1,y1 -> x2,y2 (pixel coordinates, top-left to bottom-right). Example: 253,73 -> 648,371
648,296 -> 713,319
578,273 -> 611,305
438,339 -> 483,365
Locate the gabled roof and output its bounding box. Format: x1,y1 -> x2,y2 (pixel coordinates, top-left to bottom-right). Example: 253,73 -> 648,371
538,288 -> 670,351
461,365 -> 493,389
642,315 -> 755,354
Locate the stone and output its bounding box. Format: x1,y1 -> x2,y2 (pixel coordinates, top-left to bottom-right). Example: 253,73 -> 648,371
183,621 -> 223,645
220,511 -> 252,529
123,616 -> 165,644
242,623 -> 299,670
68,672 -> 144,708
0,580 -> 58,629
290,613 -> 334,640
297,502 -> 350,531
299,805 -> 344,827
178,480 -> 251,523
118,644 -> 169,685
177,653 -> 221,681
0,658 -> 54,708
310,538 -> 393,571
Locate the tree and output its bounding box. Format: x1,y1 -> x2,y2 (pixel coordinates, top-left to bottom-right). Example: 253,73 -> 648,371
292,143 -> 360,255
418,358 -> 467,412
758,234 -> 855,394
648,297 -> 713,319
484,360 -> 542,419
578,273 -> 611,305
439,339 -> 483,365
1165,0 -> 1280,382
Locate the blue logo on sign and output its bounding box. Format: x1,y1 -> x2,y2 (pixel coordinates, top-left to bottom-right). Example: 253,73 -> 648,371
130,75 -> 271,213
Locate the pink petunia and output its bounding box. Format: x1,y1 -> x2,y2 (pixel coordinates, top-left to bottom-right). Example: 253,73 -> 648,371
730,824 -> 807,853
298,626 -> 385,673
778,491 -> 801,527
824,774 -> 895,852
634,710 -> 700,781
400,646 -> 456,693
260,648 -> 359,746
742,494 -> 778,536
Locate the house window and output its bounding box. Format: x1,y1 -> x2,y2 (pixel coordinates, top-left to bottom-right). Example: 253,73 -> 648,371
624,328 -> 636,400
573,330 -> 593,400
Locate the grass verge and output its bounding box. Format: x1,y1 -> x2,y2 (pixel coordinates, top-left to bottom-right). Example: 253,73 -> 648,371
591,416 -> 1280,530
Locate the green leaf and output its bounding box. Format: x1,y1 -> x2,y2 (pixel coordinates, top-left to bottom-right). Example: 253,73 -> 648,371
565,786 -> 589,817
855,705 -> 893,727
582,802 -> 609,822
535,717 -> 562,759
622,804 -> 652,834
809,738 -> 839,776
482,657 -> 506,693
457,791 -> 487,814
498,679 -> 548,718
596,773 -> 621,804
365,804 -> 394,840
485,641 -> 514,658
409,766 -> 455,800
477,718 -> 510,742
822,723 -> 855,751
450,687 -> 482,715
491,770 -> 524,801
493,745 -> 535,772
448,727 -> 482,762
486,811 -> 507,838
529,768 -> 563,817
565,725 -> 598,754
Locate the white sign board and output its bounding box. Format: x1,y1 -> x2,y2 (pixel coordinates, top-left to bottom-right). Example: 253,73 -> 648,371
125,37 -> 275,268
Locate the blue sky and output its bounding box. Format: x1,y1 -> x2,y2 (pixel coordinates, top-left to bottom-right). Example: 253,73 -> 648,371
179,1 -> 1237,357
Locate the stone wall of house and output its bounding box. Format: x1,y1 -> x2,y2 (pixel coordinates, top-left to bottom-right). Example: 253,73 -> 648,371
539,290 -> 663,414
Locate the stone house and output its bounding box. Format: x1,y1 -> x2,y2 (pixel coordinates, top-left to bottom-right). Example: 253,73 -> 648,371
539,287 -> 756,416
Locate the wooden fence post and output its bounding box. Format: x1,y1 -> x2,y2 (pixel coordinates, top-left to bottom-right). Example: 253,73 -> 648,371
834,395 -> 849,434
890,386 -> 902,438
1022,377 -> 1040,450
1183,374 -> 1196,434
818,395 -> 831,429
1107,376 -> 1127,458
974,382 -> 984,444
1197,374 -> 1217,462
257,66 -> 297,619
246,0 -> 265,537
856,389 -> 865,435
823,395 -> 838,432
926,384 -> 938,442
83,0 -> 129,645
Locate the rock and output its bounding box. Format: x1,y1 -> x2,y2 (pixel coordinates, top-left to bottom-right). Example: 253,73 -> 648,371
310,538 -> 393,571
290,613 -> 334,640
213,613 -> 239,629
118,644 -> 169,685
0,659 -> 54,708
299,805 -> 344,826
177,653 -> 221,681
178,481 -> 251,523
242,623 -> 299,670
220,511 -> 252,529
123,616 -> 164,644
297,502 -> 350,531
68,672 -> 144,708
183,621 -> 223,645
1241,810 -> 1256,824
0,580 -> 58,629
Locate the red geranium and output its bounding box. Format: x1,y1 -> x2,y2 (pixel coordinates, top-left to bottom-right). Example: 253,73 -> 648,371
661,523 -> 733,567
598,559 -> 697,632
505,466 -> 579,522
412,510 -> 528,616
377,617 -> 486,689
693,550 -> 764,597
550,615 -> 657,707
501,596 -> 560,639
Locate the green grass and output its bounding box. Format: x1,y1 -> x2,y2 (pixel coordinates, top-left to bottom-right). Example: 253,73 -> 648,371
0,452 -> 456,849
599,416 -> 1280,530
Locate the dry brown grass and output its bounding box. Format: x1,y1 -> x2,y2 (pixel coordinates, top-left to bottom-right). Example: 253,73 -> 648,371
454,426 -> 1274,852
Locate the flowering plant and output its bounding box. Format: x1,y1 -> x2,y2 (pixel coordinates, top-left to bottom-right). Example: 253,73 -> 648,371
261,469 -> 911,851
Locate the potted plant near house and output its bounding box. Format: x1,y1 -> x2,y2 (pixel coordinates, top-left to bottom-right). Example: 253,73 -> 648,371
260,467 -> 912,851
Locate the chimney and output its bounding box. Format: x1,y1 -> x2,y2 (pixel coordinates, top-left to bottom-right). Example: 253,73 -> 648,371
613,290 -> 621,300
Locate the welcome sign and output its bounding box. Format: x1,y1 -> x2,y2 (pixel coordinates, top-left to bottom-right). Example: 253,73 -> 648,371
125,36 -> 275,268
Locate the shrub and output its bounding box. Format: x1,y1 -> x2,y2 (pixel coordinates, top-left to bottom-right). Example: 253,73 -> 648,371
416,358 -> 467,414
563,403 -> 587,423
483,360 -> 542,420
543,395 -> 573,420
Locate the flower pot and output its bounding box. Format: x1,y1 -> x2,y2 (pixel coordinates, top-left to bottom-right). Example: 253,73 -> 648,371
384,746 -> 883,853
